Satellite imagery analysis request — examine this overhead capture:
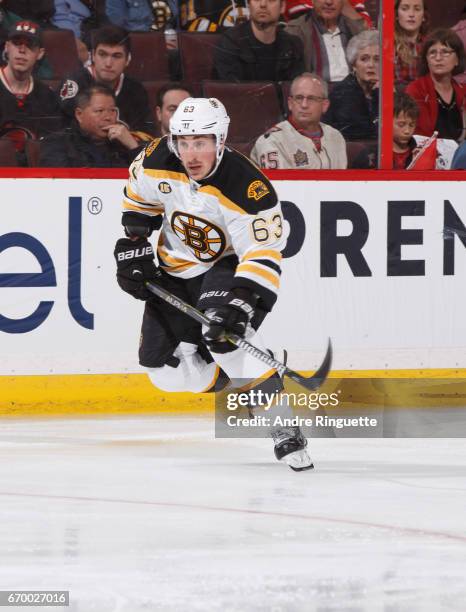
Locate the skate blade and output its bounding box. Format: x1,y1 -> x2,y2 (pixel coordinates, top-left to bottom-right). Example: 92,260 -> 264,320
282,449 -> 314,472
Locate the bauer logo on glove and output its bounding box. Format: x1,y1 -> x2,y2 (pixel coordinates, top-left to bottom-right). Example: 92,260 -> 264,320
202,288 -> 257,354
116,244 -> 154,261
114,237 -> 161,301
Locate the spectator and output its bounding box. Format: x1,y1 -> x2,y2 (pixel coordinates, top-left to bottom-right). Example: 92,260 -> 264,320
406,28 -> 465,142
106,0 -> 177,32
52,0 -> 90,37
323,29 -> 379,140
0,21 -> 61,137
395,0 -> 429,91
52,1 -> 107,37
392,91 -> 419,168
59,25 -> 150,131
2,1 -> 55,28
285,0 -> 367,82
155,82 -> 192,136
40,84 -> 141,166
179,0 -> 249,31
0,4 -> 56,77
213,0 -> 304,82
251,71 -> 347,168
51,1 -> 108,66
285,0 -> 373,27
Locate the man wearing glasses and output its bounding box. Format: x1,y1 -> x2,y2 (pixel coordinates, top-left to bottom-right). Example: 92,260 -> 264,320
251,71 -> 347,169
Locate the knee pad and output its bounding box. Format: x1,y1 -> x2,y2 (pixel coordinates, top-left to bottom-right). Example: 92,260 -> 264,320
146,343 -> 219,393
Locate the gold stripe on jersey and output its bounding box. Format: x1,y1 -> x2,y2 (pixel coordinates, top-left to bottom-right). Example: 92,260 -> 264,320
123,202 -> 163,217
241,249 -> 282,263
198,185 -> 246,215
144,169 -> 190,183
122,201 -> 164,215
158,245 -> 197,271
125,185 -> 153,204
236,262 -> 280,289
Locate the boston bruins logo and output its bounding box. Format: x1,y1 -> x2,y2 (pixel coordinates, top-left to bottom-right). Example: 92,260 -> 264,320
171,212 -> 226,262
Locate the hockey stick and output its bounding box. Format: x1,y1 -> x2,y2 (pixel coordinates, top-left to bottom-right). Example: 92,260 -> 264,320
145,280 -> 332,392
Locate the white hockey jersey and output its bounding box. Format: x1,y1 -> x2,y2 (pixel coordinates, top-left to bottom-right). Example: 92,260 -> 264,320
250,119 -> 348,170
122,137 -> 286,310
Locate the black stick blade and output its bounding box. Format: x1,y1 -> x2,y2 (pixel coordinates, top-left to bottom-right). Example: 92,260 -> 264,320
288,339 -> 332,391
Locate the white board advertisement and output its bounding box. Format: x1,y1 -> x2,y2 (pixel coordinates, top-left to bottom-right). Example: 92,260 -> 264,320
1,178 -> 465,374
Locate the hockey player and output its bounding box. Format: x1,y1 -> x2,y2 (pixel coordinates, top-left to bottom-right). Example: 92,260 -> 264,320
114,97 -> 313,471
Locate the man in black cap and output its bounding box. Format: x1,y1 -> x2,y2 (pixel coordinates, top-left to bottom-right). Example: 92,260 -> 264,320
0,20 -> 60,140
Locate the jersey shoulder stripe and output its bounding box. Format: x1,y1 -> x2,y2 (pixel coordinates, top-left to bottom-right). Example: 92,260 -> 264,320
142,136 -> 184,173
208,148 -> 278,215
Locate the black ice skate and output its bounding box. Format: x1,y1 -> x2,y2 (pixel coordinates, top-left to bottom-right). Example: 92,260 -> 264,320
271,427 -> 314,471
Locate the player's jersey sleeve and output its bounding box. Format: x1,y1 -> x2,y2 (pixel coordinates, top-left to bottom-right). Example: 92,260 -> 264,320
208,150 -> 287,310
122,138 -> 169,222
228,201 -> 285,310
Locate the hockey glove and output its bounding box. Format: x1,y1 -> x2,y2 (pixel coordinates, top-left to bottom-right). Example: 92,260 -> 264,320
114,237 -> 161,300
203,288 -> 256,354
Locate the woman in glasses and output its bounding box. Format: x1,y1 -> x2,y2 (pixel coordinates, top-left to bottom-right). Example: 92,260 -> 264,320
406,29 -> 465,142
395,0 -> 430,91
322,29 -> 379,141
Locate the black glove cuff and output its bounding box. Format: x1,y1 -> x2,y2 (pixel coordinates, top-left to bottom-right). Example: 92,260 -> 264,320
122,212 -> 162,238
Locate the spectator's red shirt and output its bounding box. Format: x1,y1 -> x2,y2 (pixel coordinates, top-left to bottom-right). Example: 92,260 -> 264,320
284,0 -> 373,26
393,148 -> 412,169
406,74 -> 466,138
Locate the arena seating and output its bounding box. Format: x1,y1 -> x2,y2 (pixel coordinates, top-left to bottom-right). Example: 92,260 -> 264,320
179,32 -> 221,84
126,32 -> 171,81
202,81 -> 283,143
426,0 -> 464,29
346,140 -> 378,169
0,138 -> 18,166
41,29 -> 81,79
228,141 -> 254,157
25,140 -> 41,167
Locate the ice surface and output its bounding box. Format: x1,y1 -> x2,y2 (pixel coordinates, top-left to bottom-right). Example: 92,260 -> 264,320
0,416 -> 465,612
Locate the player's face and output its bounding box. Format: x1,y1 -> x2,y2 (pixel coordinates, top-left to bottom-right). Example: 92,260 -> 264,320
353,45 -> 380,87
288,76 -> 329,129
249,0 -> 284,27
313,0 -> 344,22
156,89 -> 191,136
177,135 -> 217,181
93,44 -> 129,84
6,38 -> 44,75
397,0 -> 424,36
393,111 -> 417,149
75,93 -> 119,140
